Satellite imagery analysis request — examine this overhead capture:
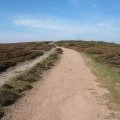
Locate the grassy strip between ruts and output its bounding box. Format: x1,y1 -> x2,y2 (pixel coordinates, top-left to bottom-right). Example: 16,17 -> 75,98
0,48 -> 63,119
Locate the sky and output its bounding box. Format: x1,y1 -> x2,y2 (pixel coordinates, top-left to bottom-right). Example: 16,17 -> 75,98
0,0 -> 120,43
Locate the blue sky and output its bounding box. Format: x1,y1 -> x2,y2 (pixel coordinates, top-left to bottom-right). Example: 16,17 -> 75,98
0,0 -> 120,43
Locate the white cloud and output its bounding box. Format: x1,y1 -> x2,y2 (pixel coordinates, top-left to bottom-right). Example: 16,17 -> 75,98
11,16 -> 120,43
14,17 -> 119,33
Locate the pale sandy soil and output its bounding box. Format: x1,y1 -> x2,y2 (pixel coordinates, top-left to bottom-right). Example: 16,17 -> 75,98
2,48 -> 119,120
0,49 -> 55,87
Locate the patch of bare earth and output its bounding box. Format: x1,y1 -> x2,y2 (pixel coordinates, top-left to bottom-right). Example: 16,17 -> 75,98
2,48 -> 119,120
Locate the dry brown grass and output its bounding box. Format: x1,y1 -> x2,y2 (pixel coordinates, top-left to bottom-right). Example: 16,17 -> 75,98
0,42 -> 52,72
57,40 -> 120,68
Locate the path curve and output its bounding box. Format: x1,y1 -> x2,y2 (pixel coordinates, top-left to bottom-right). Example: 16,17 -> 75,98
2,48 -> 117,120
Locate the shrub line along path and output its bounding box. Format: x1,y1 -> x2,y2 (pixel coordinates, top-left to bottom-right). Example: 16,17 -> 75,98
2,48 -> 118,120
0,49 -> 55,88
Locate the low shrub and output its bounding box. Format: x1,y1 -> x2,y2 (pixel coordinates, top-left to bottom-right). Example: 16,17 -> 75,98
0,88 -> 21,106
56,48 -> 63,54
0,107 -> 4,118
0,42 -> 52,72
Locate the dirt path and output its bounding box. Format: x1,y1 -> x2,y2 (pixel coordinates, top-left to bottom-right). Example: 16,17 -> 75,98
2,48 -> 118,120
0,49 -> 55,87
